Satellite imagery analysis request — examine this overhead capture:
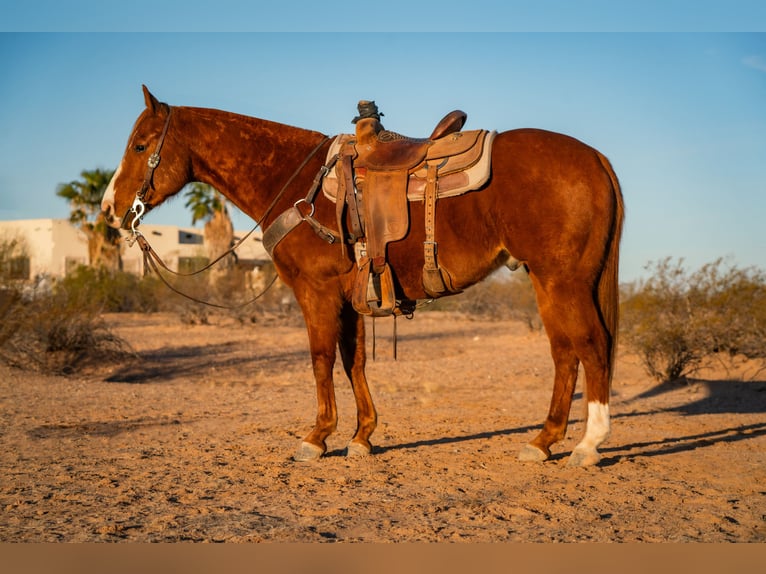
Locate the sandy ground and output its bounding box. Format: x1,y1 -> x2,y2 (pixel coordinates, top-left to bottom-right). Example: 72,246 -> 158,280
1,311 -> 764,542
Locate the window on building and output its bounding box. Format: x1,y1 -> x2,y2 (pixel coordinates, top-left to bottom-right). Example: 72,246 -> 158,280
5,256 -> 30,280
178,231 -> 204,245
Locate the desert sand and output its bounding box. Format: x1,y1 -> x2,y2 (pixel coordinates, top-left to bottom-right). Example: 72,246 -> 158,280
1,311 -> 764,542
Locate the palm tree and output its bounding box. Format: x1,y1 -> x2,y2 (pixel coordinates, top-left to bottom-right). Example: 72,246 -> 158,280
183,183 -> 234,268
56,168 -> 122,270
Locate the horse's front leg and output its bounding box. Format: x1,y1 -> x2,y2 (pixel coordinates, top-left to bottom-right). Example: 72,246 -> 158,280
293,290 -> 343,462
339,302 -> 377,456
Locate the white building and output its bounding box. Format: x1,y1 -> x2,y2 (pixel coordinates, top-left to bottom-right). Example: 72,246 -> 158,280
0,219 -> 87,279
0,218 -> 270,280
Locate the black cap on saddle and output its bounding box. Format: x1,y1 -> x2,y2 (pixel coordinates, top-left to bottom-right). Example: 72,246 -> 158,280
352,100 -> 384,123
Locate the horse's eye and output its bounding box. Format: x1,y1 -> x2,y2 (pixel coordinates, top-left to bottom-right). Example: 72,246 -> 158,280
134,144 -> 146,153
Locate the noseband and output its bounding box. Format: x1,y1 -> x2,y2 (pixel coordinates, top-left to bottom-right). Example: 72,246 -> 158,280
123,104 -> 173,235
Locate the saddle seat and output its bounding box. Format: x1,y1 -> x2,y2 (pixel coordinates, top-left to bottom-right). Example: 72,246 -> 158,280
353,109 -> 468,170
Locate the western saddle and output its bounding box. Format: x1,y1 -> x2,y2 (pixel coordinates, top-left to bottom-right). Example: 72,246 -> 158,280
263,100 -> 496,317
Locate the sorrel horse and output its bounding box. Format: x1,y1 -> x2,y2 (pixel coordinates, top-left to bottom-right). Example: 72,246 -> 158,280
102,86 -> 624,467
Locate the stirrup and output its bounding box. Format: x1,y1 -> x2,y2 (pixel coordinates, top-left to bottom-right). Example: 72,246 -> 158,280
352,258 -> 397,317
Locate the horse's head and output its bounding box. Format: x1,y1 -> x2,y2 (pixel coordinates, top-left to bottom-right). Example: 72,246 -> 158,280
102,85 -> 190,230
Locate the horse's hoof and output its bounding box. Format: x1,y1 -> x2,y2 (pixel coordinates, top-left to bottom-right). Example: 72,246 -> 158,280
345,441 -> 372,458
518,444 -> 549,462
293,441 -> 324,462
567,448 -> 601,467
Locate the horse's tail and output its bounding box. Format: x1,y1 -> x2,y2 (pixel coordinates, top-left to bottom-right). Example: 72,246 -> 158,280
596,151 -> 625,388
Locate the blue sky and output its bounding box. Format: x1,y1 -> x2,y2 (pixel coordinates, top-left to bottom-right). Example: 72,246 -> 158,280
1,3 -> 765,282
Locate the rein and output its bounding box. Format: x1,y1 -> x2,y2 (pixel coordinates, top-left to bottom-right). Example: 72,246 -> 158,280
135,233 -> 279,309
123,102 -> 331,309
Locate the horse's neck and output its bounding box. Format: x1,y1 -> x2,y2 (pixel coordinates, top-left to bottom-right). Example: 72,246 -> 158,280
181,106 -> 327,220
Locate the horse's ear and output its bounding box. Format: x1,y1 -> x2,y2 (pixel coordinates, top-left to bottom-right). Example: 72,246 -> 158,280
142,85 -> 160,113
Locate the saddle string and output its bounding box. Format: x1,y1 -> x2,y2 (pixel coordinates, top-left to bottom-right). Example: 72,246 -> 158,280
370,315 -> 400,361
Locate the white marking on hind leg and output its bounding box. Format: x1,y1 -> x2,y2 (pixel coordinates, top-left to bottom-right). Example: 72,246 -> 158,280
584,401 -> 610,447
569,402 -> 610,467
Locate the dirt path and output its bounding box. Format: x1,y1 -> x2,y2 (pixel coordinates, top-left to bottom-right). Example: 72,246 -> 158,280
1,312 -> 764,542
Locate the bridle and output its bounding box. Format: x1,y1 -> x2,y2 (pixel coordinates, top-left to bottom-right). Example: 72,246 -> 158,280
116,101 -> 333,309
122,103 -> 173,234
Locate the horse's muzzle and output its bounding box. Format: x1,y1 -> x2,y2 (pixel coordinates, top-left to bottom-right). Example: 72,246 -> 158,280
100,203 -> 124,230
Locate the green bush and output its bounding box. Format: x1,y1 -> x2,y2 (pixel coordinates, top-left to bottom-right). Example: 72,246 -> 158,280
59,265 -> 165,313
620,257 -> 766,382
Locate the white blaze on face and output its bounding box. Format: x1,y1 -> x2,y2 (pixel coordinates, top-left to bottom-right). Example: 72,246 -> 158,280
101,163 -> 122,224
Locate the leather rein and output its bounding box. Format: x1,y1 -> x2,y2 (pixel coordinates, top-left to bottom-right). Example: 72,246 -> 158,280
123,102 -> 332,309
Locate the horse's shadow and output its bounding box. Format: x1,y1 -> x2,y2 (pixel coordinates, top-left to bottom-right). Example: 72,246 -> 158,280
628,378 -> 766,415
595,377 -> 766,465
362,378 -> 766,463
597,420 -> 766,466
28,416 -> 191,440
104,342 -> 308,384
368,423 -> 542,456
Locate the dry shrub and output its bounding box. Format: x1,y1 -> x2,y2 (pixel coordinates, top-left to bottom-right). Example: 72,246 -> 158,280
1,237 -> 137,374
620,257 -> 766,382
162,262 -> 303,327
0,282 -> 135,375
60,265 -> 164,313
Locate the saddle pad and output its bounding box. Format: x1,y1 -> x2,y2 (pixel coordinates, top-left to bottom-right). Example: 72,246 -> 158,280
322,130 -> 497,203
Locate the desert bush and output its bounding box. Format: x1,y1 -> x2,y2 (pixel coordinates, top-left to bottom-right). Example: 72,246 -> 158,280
620,257 -> 766,382
59,265 -> 165,313
155,261 -> 303,327
232,266 -> 303,326
428,269 -> 542,330
0,237 -> 136,374
0,276 -> 135,374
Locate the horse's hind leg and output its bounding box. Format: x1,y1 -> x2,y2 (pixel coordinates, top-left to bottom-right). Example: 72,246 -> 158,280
519,276 -> 580,462
561,290 -> 612,467
338,303 -> 377,456
523,275 -> 612,467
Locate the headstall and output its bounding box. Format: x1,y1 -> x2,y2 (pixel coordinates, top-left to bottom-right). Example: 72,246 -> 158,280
123,103 -> 173,237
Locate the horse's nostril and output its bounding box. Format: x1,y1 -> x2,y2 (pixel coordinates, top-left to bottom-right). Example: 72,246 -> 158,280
101,203 -> 118,226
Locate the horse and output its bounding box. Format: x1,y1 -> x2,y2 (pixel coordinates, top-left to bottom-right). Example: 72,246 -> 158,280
102,86 -> 624,467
